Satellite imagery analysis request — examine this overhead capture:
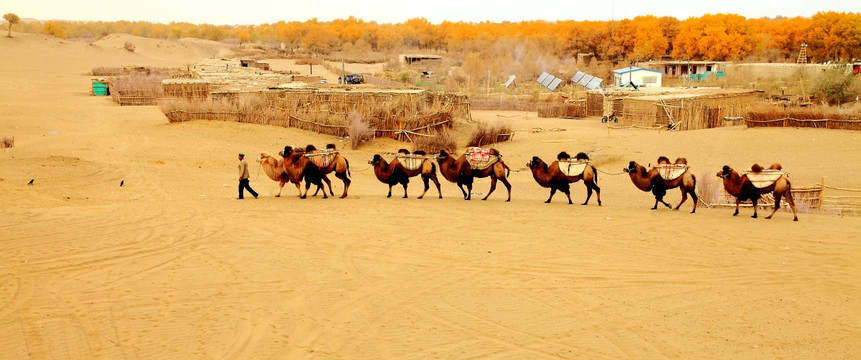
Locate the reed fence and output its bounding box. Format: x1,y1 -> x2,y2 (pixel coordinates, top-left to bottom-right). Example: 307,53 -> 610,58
744,118 -> 861,131
701,177 -> 861,216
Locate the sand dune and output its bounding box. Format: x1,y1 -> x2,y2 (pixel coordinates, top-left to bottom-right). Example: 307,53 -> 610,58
1,33 -> 859,359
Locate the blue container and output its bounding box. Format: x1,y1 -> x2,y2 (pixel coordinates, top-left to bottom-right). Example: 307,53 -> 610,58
92,80 -> 108,96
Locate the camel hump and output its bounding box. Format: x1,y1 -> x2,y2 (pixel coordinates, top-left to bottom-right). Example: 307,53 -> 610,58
397,148 -> 411,155
305,144 -> 317,152
751,163 -> 764,173
412,150 -> 426,156
575,152 -> 590,161
326,143 -> 336,150
557,151 -> 571,160
488,148 -> 500,156
769,163 -> 783,171
674,157 -> 687,165
657,156 -> 671,164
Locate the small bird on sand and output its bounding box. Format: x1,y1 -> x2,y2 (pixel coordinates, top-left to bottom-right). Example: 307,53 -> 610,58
120,180 -> 124,187
27,179 -> 34,185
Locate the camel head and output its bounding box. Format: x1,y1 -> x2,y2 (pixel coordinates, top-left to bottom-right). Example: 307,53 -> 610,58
717,165 -> 733,179
527,156 -> 545,170
623,161 -> 639,174
436,149 -> 450,162
369,154 -> 384,166
557,151 -> 571,160
257,152 -> 271,163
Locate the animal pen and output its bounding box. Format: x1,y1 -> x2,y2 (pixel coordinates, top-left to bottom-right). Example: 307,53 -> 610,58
587,89 -> 758,130
161,89 -> 470,141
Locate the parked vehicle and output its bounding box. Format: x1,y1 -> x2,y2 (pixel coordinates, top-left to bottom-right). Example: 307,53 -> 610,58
601,111 -> 618,123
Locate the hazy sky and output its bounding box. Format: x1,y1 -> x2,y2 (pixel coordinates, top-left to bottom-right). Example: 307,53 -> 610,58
6,0 -> 860,25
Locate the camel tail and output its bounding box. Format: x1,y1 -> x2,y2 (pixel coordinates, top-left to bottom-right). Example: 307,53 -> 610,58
345,158 -> 351,178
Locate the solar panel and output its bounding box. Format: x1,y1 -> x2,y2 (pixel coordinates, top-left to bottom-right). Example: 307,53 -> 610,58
571,71 -> 585,83
541,75 -> 556,87
537,72 -> 550,84
548,78 -> 563,90
585,77 -> 603,89
578,74 -> 593,87
504,75 -> 516,88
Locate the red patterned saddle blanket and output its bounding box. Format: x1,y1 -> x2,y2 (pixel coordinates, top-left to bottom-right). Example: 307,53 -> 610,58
465,147 -> 499,170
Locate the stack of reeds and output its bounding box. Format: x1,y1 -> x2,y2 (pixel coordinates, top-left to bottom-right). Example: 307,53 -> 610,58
745,103 -> 861,130
109,74 -> 166,106
162,80 -> 211,100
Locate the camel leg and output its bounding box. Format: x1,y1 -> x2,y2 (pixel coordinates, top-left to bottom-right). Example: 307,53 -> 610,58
318,181 -> 328,199
652,198 -> 659,210
546,188 -> 556,203
785,189 -> 799,221
401,181 -> 409,198
499,176 -> 512,202
294,182 -> 303,197
431,173 -> 442,199
314,175 -> 333,197
301,182 -> 310,199
387,184 -> 393,198
418,175 -> 429,199
733,198 -> 740,216
482,176 -> 498,201
689,189 -> 698,213
766,193 -> 781,220
674,188 -> 688,211
751,198 -> 758,218
563,188 -> 573,205
337,172 -> 350,198
583,181 -> 600,206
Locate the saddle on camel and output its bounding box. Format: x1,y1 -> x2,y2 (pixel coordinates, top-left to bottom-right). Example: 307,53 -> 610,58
556,151 -> 590,177
465,147 -> 500,170
717,163 -> 798,221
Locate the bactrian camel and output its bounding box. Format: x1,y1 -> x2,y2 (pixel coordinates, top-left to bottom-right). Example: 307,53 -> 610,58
717,163 -> 798,221
527,152 -> 601,205
436,149 -> 511,201
623,156 -> 698,213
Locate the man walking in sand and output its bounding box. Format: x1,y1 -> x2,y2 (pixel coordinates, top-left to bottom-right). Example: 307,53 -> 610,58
237,153 -> 258,199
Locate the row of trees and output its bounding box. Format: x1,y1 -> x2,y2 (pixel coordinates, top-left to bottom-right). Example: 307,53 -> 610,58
4,12 -> 860,62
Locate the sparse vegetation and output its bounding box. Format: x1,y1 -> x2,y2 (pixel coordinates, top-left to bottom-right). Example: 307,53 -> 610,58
3,13 -> 19,38
124,41 -> 135,52
466,121 -> 513,147
813,65 -> 861,105
348,112 -> 373,149
412,128 -> 457,154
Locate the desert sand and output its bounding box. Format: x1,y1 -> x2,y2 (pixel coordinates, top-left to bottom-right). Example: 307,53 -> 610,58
1,32 -> 860,359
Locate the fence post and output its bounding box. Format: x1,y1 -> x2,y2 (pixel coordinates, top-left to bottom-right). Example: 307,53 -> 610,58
819,177 -> 826,209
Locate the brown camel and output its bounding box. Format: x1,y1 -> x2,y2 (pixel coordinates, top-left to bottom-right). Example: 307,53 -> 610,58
623,157 -> 698,213
391,149 -> 442,199
526,152 -> 601,205
370,154 -> 410,198
305,144 -> 351,198
257,152 -> 291,197
436,149 -> 511,201
717,164 -> 798,221
282,145 -> 327,199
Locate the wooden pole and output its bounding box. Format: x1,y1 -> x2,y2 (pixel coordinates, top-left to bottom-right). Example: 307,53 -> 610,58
819,176 -> 826,208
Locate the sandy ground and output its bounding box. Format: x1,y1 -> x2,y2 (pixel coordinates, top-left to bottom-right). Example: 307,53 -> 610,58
1,33 -> 860,359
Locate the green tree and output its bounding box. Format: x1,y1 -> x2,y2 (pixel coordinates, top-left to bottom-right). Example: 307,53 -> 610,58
814,65 -> 861,105
3,13 -> 20,38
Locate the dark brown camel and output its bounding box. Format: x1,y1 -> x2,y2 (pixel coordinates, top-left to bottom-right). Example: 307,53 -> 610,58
305,144 -> 351,198
526,152 -> 601,205
282,145 -> 327,199
370,154 -> 410,198
257,152 -> 290,197
436,149 -> 511,201
717,164 -> 798,221
623,157 -> 698,213
391,149 -> 442,199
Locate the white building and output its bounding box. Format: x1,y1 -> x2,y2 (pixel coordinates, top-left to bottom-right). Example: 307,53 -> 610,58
612,66 -> 663,88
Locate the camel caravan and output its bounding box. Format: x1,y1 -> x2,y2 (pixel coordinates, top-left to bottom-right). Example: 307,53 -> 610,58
255,144 -> 799,221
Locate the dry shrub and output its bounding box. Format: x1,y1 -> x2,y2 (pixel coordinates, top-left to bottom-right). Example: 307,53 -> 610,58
466,121 -> 513,147
124,41 -> 135,53
348,112 -> 373,149
697,171 -> 723,206
1,136 -> 13,149
295,57 -> 318,65
412,128 -> 457,154
746,102 -> 859,121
